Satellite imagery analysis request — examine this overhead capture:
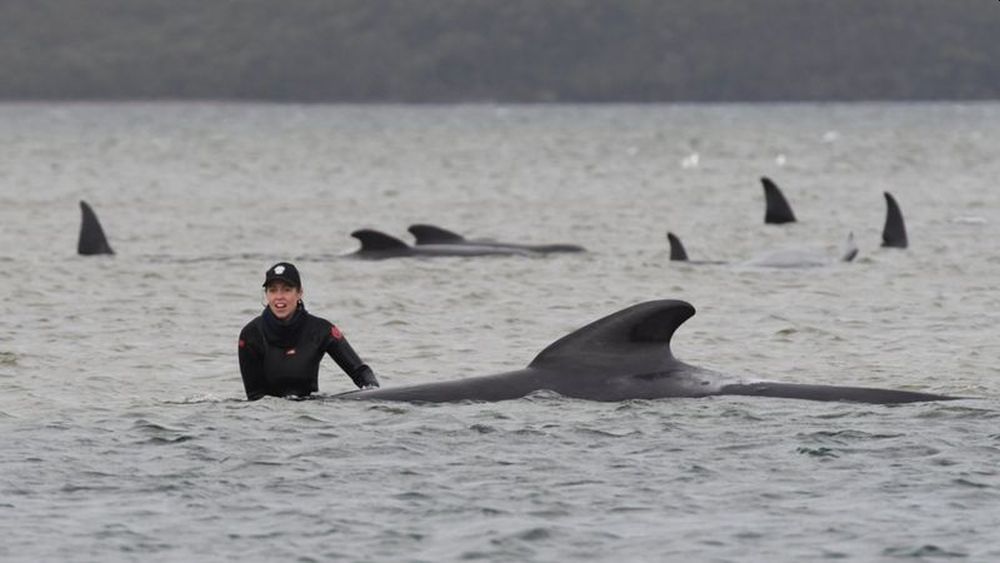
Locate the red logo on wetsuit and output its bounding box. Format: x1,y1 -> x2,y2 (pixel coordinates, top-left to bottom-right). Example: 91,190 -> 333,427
331,325 -> 344,340
238,339 -> 245,348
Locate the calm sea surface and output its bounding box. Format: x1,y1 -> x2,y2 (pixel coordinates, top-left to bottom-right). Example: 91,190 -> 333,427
1,102 -> 999,561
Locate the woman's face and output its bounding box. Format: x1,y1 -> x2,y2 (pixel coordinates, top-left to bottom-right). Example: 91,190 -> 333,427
264,281 -> 302,320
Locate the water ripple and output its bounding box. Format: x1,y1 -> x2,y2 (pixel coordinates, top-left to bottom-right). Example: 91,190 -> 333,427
3,102 -> 1000,562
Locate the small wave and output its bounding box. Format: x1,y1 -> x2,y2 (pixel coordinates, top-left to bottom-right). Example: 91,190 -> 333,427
713,405 -> 767,422
801,429 -> 904,442
608,505 -> 651,514
392,491 -> 432,502
60,483 -> 121,493
130,419 -> 183,432
915,403 -> 1000,420
951,216 -> 987,225
127,419 -> 198,445
292,413 -> 333,424
510,428 -> 549,437
795,446 -> 839,458
553,479 -> 605,488
158,395 -> 243,405
512,527 -> 553,542
881,544 -> 967,558
573,427 -> 643,439
522,389 -> 568,402
952,477 -> 991,489
365,404 -> 414,415
144,435 -> 195,445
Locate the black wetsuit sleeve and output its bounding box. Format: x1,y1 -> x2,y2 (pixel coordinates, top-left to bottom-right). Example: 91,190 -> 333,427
326,326 -> 380,388
238,323 -> 269,400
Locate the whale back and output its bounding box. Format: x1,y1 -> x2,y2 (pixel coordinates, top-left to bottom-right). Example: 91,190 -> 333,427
408,224 -> 466,244
351,229 -> 411,253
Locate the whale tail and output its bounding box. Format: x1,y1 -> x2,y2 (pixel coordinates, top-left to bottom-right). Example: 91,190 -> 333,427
78,201 -> 114,255
667,232 -> 689,261
881,192 -> 908,248
720,381 -> 956,404
408,224 -> 466,245
350,229 -> 410,253
529,299 -> 694,371
762,177 -> 797,224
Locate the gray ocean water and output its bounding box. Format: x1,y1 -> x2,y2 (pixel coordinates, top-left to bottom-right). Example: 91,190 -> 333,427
1,102 -> 999,562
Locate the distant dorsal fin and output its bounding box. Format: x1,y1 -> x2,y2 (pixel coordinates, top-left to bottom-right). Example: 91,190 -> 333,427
840,232 -> 859,262
78,200 -> 114,255
762,177 -> 797,224
408,224 -> 466,244
667,232 -> 689,261
529,300 -> 695,370
351,229 -> 410,252
881,192 -> 908,248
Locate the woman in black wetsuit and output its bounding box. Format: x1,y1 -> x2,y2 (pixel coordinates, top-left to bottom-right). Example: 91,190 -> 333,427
238,262 -> 379,400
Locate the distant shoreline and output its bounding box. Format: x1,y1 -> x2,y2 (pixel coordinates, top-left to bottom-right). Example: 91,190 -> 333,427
4,0 -> 998,103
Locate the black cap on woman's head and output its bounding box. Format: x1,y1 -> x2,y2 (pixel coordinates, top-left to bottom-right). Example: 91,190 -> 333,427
263,262 -> 301,288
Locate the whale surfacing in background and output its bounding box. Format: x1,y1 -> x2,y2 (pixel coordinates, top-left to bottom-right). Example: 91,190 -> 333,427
78,200 -> 114,255
348,229 -> 534,259
336,300 -> 958,404
667,231 -> 857,267
408,224 -> 585,253
667,232 -> 727,265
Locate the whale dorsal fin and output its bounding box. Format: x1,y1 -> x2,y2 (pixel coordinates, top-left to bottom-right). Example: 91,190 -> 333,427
840,232 -> 859,262
351,229 -> 410,252
881,192 -> 908,248
78,200 -> 114,255
667,232 -> 689,261
408,224 -> 466,244
529,300 -> 694,370
762,177 -> 796,224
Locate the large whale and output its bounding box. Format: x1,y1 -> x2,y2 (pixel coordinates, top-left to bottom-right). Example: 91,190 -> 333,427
78,200 -> 114,255
335,300 -> 957,404
348,229 -> 536,259
408,224 -> 586,253
763,177 -> 797,224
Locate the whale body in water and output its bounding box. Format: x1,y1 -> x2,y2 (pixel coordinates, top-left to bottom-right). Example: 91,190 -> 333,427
408,224 -> 585,254
347,229 -> 536,259
335,300 -> 958,404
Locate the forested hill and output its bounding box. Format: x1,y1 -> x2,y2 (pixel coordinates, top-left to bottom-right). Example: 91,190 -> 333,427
2,0 -> 998,102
